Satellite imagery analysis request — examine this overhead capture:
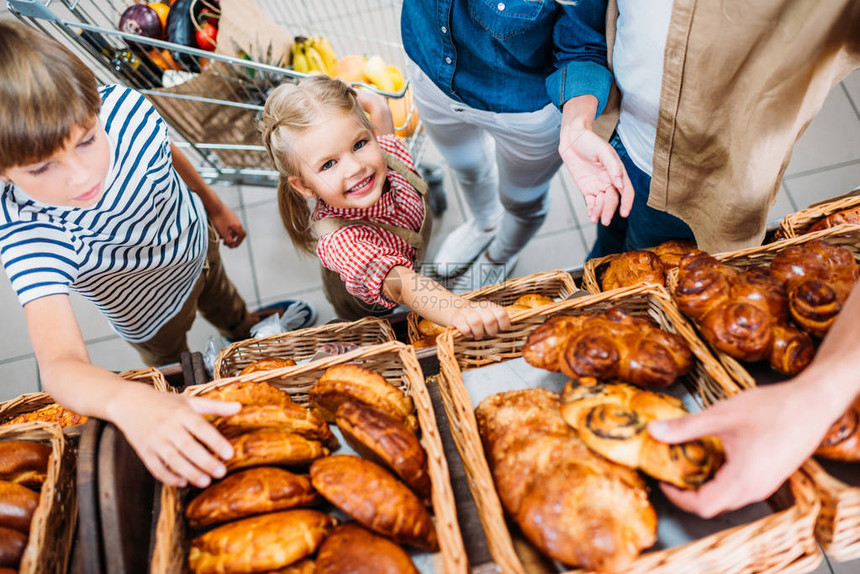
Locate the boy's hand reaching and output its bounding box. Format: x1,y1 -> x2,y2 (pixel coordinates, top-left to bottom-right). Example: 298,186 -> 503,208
450,299 -> 511,339
210,206 -> 246,248
108,384 -> 240,488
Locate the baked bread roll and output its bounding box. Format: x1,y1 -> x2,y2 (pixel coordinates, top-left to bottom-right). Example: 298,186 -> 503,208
238,357 -> 297,376
203,380 -> 294,407
310,455 -> 438,551
816,398 -> 860,461
476,389 -> 656,571
309,365 -> 417,433
511,293 -> 554,308
335,401 -> 431,503
648,239 -> 703,271
674,253 -> 738,321
226,431 -> 328,473
601,250 -> 665,291
808,205 -> 860,234
416,318 -> 446,338
2,404 -> 86,428
213,403 -> 338,449
185,467 -> 321,528
700,301 -> 774,362
769,323 -> 815,376
266,558 -> 315,573
0,525 -> 26,568
188,509 -> 336,574
559,378 -> 724,488
0,480 -> 39,533
522,315 -> 586,372
316,522 -> 418,574
0,440 -> 51,487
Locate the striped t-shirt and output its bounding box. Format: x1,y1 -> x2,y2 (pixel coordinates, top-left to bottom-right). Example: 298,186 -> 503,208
0,85 -> 207,342
314,135 -> 424,308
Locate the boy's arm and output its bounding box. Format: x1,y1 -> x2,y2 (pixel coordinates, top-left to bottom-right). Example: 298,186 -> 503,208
170,143 -> 246,248
382,265 -> 510,339
24,294 -> 240,488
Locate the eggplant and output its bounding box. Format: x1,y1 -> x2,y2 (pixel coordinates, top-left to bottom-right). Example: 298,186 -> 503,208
165,0 -> 202,73
118,4 -> 163,40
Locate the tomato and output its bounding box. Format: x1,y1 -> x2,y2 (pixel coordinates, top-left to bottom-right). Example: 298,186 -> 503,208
147,3 -> 171,31
195,21 -> 217,51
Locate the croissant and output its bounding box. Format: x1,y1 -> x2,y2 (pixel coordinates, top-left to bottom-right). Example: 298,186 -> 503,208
213,403 -> 339,449
316,523 -> 419,574
601,250 -> 665,291
807,205 -> 860,233
203,380 -> 294,407
815,398 -> 860,462
188,509 -> 336,574
238,357 -> 297,376
185,467 -> 321,528
769,323 -> 815,376
267,559 -> 316,573
226,431 -> 329,473
310,365 -> 417,432
310,455 -> 438,551
559,379 -> 724,489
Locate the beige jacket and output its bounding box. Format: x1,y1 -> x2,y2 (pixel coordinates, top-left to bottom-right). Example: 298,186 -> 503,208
597,0 -> 860,253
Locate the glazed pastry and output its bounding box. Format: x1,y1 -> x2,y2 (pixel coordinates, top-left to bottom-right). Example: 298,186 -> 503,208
0,480 -> 39,533
203,380 -> 294,407
335,401 -> 431,503
510,293 -> 554,308
673,253 -> 737,321
648,239 -> 703,271
0,525 -> 26,568
2,404 -> 86,428
188,509 -> 336,574
213,403 -> 338,449
815,398 -> 860,462
316,522 -> 419,574
601,250 -> 665,291
411,334 -> 438,349
416,318 -> 446,338
699,301 -> 774,362
0,441 -> 51,487
808,205 -> 860,234
266,558 -> 316,573
522,315 -> 586,372
788,279 -> 848,338
309,365 -> 417,432
310,455 -> 438,551
238,357 -> 297,376
730,268 -> 789,324
769,323 -> 815,376
226,431 -> 328,473
476,389 -> 656,571
559,378 -> 724,488
185,467 -> 321,528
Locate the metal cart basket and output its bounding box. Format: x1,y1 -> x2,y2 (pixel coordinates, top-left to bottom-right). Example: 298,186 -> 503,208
9,0 -> 428,188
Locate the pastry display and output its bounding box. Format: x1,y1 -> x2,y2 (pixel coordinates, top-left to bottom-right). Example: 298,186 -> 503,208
309,365 -> 417,432
523,307 -> 693,388
476,388 -> 656,571
310,454 -> 438,551
335,400 -> 431,503
315,522 -> 419,574
238,357 -> 297,376
225,430 -> 329,473
0,440 -> 51,487
559,378 -> 724,488
188,509 -> 336,574
1,404 -> 86,428
807,205 -> 860,234
185,467 -> 321,528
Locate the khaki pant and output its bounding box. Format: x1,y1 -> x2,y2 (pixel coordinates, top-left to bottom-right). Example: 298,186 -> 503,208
128,224 -> 254,367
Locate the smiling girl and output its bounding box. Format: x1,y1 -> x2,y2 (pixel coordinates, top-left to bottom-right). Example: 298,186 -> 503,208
260,76 -> 509,339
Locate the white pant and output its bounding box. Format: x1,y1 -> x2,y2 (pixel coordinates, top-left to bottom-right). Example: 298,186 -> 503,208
407,60 -> 563,261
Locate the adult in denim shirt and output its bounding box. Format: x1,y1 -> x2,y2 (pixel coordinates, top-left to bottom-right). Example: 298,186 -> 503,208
402,0 -> 633,290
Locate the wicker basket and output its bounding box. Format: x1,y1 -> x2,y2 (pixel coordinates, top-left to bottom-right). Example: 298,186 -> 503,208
151,340 -> 467,574
214,316 -> 396,379
434,286 -> 822,574
0,367 -> 170,434
664,224 -> 860,393
776,188 -> 860,240
805,459 -> 860,562
0,421 -> 77,574
406,269 -> 578,344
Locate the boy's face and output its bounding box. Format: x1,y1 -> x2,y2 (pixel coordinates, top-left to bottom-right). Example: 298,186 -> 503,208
287,111 -> 387,210
1,117 -> 111,208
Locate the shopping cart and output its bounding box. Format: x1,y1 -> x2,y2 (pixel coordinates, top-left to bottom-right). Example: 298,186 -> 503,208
8,0 -> 433,191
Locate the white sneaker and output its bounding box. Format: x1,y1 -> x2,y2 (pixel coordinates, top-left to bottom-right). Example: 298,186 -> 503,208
447,252 -> 520,294
430,217 -> 501,278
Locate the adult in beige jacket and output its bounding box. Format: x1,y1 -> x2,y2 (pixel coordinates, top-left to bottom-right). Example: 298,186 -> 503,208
565,0 -> 860,254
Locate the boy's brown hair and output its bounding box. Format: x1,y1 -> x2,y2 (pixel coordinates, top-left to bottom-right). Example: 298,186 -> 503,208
0,21 -> 101,173
258,75 -> 376,254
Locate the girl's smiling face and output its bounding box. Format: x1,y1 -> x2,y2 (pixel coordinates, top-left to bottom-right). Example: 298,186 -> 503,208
287,111 -> 387,210
1,117 -> 111,208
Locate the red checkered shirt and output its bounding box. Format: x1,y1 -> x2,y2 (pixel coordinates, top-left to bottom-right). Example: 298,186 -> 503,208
314,135 -> 424,308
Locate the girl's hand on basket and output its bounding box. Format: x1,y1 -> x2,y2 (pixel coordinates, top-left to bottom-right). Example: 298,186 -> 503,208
108,384 -> 240,488
647,380 -> 831,518
450,299 -> 510,340
210,206 -> 246,248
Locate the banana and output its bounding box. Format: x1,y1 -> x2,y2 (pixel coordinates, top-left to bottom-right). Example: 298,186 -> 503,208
309,35 -> 338,76
365,55 -> 395,92
304,44 -> 329,75
292,42 -> 310,74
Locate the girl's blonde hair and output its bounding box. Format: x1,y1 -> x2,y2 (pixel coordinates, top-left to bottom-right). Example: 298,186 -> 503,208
0,21 -> 100,173
259,75 -> 376,254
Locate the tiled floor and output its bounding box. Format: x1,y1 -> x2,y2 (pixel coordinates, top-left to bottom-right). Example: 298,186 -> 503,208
2,4 -> 860,572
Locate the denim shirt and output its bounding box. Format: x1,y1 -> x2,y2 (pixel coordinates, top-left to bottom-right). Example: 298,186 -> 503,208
402,0 -> 612,115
